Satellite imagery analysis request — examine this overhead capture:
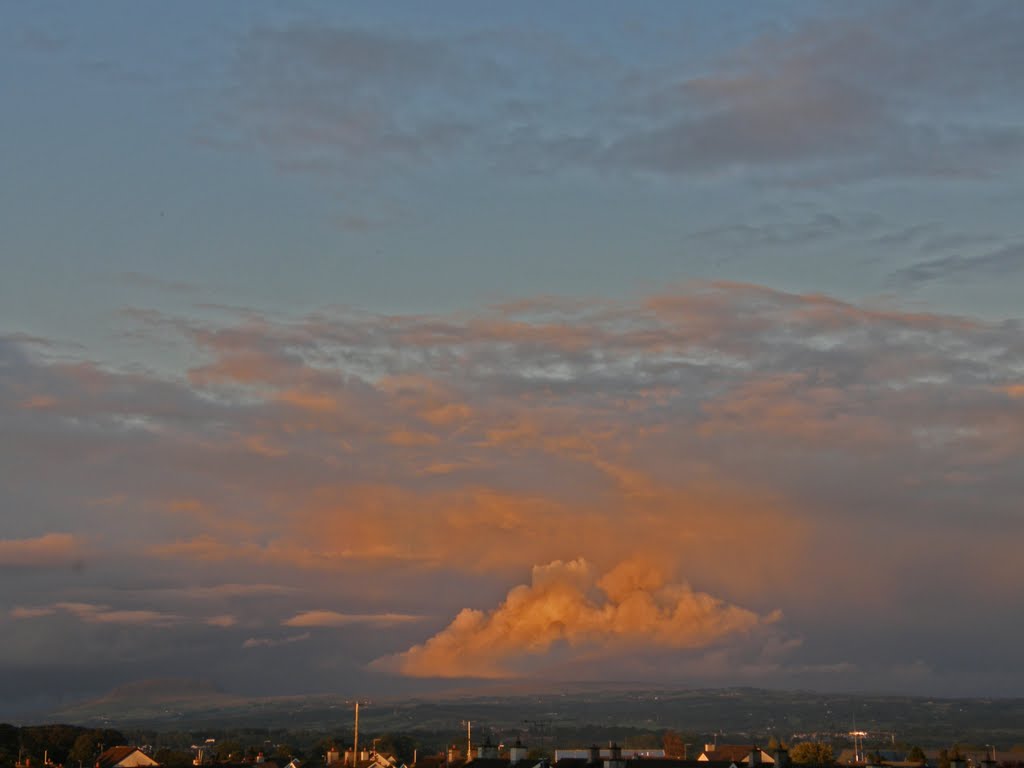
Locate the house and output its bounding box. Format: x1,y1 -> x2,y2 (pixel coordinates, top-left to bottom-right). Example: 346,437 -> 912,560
95,748 -> 159,768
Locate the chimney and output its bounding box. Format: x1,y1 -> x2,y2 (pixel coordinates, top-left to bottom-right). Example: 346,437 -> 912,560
478,739 -> 499,760
328,750 -> 341,765
605,744 -> 625,768
509,741 -> 528,765
773,748 -> 789,768
589,747 -> 602,765
749,749 -> 762,767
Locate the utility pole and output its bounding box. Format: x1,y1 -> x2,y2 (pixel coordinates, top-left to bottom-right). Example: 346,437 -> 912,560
522,720 -> 552,757
354,702 -> 360,767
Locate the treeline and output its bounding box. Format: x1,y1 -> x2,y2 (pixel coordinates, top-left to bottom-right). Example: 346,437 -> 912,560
0,725 -> 126,768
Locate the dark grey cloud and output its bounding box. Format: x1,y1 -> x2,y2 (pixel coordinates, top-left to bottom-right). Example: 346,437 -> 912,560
598,3 -> 1024,182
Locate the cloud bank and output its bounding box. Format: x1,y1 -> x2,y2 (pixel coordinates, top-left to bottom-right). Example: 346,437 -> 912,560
2,282 -> 1023,694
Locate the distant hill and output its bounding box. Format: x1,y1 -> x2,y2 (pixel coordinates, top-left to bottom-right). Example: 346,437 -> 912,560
44,682 -> 1024,747
96,678 -> 226,701
49,678 -> 246,725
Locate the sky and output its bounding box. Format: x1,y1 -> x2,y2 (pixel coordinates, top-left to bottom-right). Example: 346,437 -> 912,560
2,1 -> 1024,718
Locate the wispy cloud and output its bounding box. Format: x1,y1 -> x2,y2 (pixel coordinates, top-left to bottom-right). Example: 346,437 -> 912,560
208,6 -> 1024,185
890,243 -> 1024,287
284,610 -> 423,628
169,583 -> 298,600
119,271 -> 203,296
47,606 -> 180,626
9,601 -> 223,628
242,633 -> 311,649
0,533 -> 85,568
213,24 -> 472,174
10,606 -> 57,619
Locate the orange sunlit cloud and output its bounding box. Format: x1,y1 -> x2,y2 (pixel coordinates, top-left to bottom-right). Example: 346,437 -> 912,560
378,558 -> 780,678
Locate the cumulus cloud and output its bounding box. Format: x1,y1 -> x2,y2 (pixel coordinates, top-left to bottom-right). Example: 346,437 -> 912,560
0,533 -> 84,567
284,610 -> 422,628
377,559 -> 779,678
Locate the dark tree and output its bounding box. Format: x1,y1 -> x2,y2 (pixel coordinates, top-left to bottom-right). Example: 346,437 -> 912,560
663,731 -> 686,759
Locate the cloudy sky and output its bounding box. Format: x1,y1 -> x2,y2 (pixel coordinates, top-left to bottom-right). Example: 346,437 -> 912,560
2,1 -> 1024,717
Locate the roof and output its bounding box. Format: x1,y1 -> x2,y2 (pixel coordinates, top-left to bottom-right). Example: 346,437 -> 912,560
701,749 -> 760,764
96,748 -> 158,768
